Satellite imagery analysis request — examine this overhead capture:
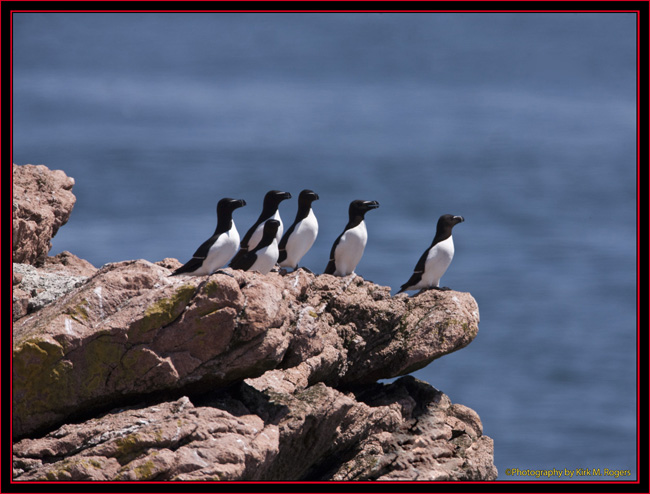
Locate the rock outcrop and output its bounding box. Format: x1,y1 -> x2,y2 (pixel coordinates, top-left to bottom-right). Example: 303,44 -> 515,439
12,164 -> 76,265
12,163 -> 497,481
13,377 -> 496,481
13,252 -> 97,322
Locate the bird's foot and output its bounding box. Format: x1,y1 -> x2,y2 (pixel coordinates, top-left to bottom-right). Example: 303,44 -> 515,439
434,286 -> 452,291
214,269 -> 235,278
299,266 -> 314,274
278,267 -> 289,276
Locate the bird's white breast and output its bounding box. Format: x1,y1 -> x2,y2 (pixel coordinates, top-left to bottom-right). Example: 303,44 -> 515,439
248,210 -> 283,250
279,210 -> 318,268
203,221 -> 239,273
421,236 -> 454,287
250,240 -> 279,275
197,224 -> 240,276
334,221 -> 367,276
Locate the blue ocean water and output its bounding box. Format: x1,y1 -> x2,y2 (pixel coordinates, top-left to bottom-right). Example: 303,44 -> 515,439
12,13 -> 637,481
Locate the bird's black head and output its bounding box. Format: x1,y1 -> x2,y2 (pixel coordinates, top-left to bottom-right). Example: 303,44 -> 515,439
264,190 -> 292,209
438,214 -> 465,228
298,189 -> 319,207
217,198 -> 247,214
262,219 -> 281,238
434,215 -> 464,241
349,199 -> 380,219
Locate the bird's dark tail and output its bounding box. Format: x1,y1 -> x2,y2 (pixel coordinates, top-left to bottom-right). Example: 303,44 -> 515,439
324,260 -> 336,275
169,257 -> 203,276
397,272 -> 421,293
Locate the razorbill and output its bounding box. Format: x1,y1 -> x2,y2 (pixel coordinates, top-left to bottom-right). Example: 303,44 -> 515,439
278,189 -> 319,270
229,219 -> 280,274
324,200 -> 380,276
229,190 -> 291,267
171,198 -> 246,276
398,214 -> 465,293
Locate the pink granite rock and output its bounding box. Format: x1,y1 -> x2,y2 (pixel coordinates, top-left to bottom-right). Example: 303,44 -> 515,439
11,164 -> 496,481
12,164 -> 76,265
13,377 -> 496,481
13,263 -> 480,440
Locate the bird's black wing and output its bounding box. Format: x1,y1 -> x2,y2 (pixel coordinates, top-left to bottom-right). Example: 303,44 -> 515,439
323,233 -> 343,274
411,247 -> 429,274
171,256 -> 205,276
397,248 -> 429,292
191,234 -> 219,259
230,251 -> 257,271
230,219 -> 265,267
170,233 -> 219,276
398,273 -> 422,293
228,249 -> 247,267
277,222 -> 296,263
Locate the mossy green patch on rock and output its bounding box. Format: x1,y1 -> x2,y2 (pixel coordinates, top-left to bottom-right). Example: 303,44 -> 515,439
12,339 -> 70,423
78,335 -> 123,396
44,461 -> 73,480
132,459 -> 157,480
203,281 -> 221,296
195,306 -> 223,319
64,299 -> 90,322
113,433 -> 145,465
41,457 -> 105,480
132,284 -> 196,334
12,339 -> 64,375
296,383 -> 329,406
13,332 -> 127,437
114,448 -> 163,480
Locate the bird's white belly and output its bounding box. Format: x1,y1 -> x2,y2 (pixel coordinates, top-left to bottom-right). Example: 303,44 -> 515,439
199,225 -> 240,275
334,222 -> 367,276
250,241 -> 279,274
280,211 -> 318,268
248,210 -> 283,250
420,236 -> 454,288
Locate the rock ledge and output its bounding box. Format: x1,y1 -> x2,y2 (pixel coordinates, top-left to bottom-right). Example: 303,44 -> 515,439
12,163 -> 496,481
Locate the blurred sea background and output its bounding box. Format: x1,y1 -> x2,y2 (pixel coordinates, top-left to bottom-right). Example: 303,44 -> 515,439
12,12 -> 637,480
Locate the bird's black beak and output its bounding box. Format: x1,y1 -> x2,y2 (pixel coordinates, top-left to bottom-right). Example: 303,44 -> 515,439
312,193 -> 320,201
235,199 -> 247,208
365,200 -> 380,210
282,192 -> 292,200
454,215 -> 465,223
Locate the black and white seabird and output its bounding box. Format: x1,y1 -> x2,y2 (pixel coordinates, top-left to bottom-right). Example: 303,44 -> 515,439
229,219 -> 280,274
324,200 -> 380,277
278,189 -> 319,270
171,198 -> 247,276
229,190 -> 291,268
398,214 -> 465,293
